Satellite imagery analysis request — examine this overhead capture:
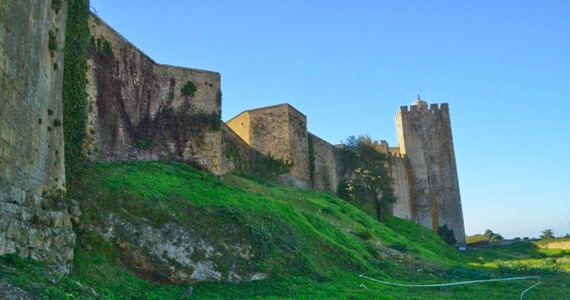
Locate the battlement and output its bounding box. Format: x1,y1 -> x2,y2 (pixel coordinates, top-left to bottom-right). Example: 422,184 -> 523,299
389,151 -> 406,159
399,102 -> 449,114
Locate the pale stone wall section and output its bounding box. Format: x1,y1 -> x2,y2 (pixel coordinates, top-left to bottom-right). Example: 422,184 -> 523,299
227,104 -> 311,188
0,0 -> 76,273
286,106 -> 310,188
309,133 -> 338,192
226,112 -> 251,145
85,14 -> 223,174
220,123 -> 254,175
390,154 -> 412,220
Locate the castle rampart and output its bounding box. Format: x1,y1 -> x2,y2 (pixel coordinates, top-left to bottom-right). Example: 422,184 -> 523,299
1,3 -> 467,275
390,154 -> 412,220
0,0 -> 76,272
85,14 -> 223,174
220,123 -> 254,175
308,133 -> 338,192
227,104 -> 311,188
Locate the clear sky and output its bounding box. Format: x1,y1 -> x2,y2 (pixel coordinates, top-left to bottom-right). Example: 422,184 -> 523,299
89,0 -> 570,239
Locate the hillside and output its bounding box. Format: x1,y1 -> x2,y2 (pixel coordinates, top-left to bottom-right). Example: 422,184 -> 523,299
1,161 -> 569,299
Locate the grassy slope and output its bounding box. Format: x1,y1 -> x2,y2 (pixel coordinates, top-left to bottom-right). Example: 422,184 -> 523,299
1,161 -> 569,299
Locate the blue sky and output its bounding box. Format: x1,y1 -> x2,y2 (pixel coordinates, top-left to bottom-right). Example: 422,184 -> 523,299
89,0 -> 570,239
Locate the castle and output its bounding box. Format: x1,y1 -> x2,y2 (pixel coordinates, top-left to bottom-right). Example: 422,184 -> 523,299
0,3 -> 465,273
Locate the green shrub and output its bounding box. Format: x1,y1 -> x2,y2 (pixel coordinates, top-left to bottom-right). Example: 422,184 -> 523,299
102,40 -> 114,57
52,0 -> 62,13
181,81 -> 197,96
438,224 -> 457,246
48,29 -> 58,54
357,228 -> 373,240
388,242 -> 409,253
136,139 -> 152,150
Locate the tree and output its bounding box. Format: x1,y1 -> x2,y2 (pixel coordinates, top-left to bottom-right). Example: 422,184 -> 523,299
540,229 -> 555,240
482,229 -> 504,242
483,229 -> 494,241
337,135 -> 396,222
490,233 -> 504,242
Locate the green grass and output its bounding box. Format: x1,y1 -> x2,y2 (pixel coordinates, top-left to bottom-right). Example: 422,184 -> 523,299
1,161 -> 569,299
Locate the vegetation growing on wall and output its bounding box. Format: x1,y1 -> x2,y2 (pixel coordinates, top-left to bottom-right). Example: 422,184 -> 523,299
223,138 -> 292,183
181,81 -> 197,96
62,0 -> 90,184
438,224 -> 457,246
90,37 -> 114,58
337,135 -> 396,222
51,0 -> 63,14
135,139 -> 152,150
251,151 -> 293,183
307,135 -> 315,187
216,89 -> 223,106
194,111 -> 221,130
48,29 -> 58,55
223,138 -> 250,175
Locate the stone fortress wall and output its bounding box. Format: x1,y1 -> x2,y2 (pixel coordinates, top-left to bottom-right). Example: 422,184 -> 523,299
227,99 -> 466,245
0,4 -> 466,272
308,133 -> 338,192
226,104 -> 311,188
85,14 -> 223,174
0,0 -> 76,273
375,142 -> 413,221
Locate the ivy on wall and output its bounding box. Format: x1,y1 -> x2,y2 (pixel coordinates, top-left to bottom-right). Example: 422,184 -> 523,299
63,0 -> 90,184
307,135 -> 315,187
251,151 -> 292,183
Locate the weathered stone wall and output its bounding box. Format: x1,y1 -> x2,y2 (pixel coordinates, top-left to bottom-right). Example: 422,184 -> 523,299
308,133 -> 338,192
395,101 -> 465,245
220,123 -> 254,175
227,104 -> 311,188
285,106 -> 310,188
389,153 -> 412,220
0,0 -> 76,272
85,14 -> 223,174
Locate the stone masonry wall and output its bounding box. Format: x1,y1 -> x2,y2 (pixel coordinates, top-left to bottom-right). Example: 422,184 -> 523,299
389,153 -> 412,220
220,123 -> 253,175
85,14 -> 223,174
309,133 -> 337,192
286,106 -> 310,188
227,104 -> 311,188
0,0 -> 76,272
395,102 -> 465,245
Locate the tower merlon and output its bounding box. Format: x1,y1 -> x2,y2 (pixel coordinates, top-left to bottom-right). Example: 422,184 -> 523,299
410,105 -> 420,112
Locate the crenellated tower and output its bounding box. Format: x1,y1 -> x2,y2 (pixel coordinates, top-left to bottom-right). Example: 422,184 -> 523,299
395,96 -> 466,245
